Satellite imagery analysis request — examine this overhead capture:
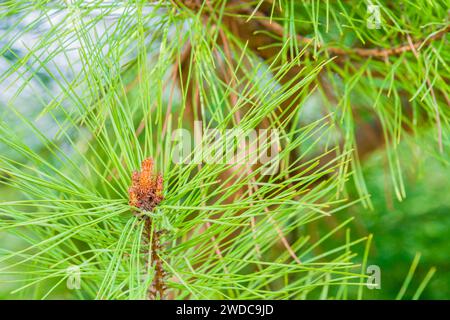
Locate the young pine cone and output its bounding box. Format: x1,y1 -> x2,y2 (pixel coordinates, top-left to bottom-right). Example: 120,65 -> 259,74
128,158 -> 164,212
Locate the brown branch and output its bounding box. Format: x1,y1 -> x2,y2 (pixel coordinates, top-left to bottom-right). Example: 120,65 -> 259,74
143,219 -> 167,299
173,0 -> 449,59
244,8 -> 450,58
329,26 -> 450,58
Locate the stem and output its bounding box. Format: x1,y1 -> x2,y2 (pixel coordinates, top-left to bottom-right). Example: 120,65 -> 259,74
143,216 -> 167,300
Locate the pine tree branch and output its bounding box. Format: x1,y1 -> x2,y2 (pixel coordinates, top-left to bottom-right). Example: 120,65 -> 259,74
143,218 -> 167,299
238,8 -> 450,59
218,4 -> 446,169
128,158 -> 167,299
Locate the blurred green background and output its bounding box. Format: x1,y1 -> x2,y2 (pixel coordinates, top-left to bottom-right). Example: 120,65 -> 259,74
338,134 -> 449,299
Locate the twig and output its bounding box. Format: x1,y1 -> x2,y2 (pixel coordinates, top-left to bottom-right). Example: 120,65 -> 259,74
128,158 -> 167,299
143,218 -> 167,299
242,8 -> 450,58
